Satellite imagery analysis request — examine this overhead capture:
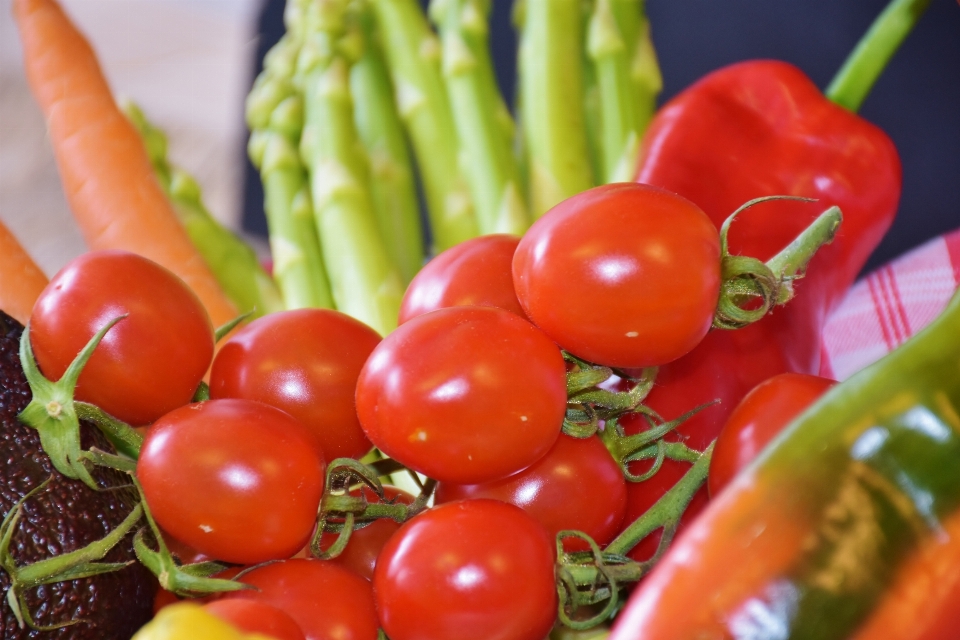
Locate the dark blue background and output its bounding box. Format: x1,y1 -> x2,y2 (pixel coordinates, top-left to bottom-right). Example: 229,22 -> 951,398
243,0 -> 960,274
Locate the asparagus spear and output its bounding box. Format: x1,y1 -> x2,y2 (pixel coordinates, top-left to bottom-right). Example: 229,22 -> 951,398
296,0 -> 404,336
516,0 -> 596,217
351,5 -> 425,284
370,0 -> 478,252
123,102 -> 283,318
587,0 -> 657,183
430,0 -> 529,236
247,36 -> 335,311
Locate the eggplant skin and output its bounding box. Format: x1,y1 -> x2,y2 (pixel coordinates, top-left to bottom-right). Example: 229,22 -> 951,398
0,310 -> 156,639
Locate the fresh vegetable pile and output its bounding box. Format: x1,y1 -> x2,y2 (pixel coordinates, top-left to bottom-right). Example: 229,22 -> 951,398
0,0 -> 956,638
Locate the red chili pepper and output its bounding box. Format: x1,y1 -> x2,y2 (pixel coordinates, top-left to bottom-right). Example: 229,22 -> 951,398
620,59 -> 901,561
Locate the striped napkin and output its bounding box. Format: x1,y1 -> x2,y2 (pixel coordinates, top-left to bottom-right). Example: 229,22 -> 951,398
821,229 -> 960,380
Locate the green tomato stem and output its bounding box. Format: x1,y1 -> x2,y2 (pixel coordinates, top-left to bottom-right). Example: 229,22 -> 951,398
605,440 -> 714,557
430,0 -> 530,236
370,0 -> 479,252
825,0 -> 932,113
517,0 -> 595,217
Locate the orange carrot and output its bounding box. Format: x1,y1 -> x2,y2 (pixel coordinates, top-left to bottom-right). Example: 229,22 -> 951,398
0,217 -> 49,325
12,0 -> 238,326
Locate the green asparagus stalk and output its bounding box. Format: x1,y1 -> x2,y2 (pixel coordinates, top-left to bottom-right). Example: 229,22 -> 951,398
296,0 -> 404,336
351,6 -> 426,284
429,0 -> 529,236
370,0 -> 478,252
123,102 -> 283,318
247,36 -> 335,311
588,0 -> 657,183
516,0 -> 596,217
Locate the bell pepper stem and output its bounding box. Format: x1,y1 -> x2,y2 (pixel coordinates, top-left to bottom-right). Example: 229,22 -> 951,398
826,0 -> 932,113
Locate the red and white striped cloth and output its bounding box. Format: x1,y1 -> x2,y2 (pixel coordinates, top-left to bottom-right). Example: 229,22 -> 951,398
822,229 -> 960,380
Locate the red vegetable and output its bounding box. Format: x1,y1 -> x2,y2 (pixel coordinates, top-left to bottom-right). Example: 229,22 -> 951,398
210,308 -> 381,460
620,59 -> 900,549
137,399 -> 326,565
709,372 -> 835,496
30,250 -> 214,426
436,433 -> 627,551
513,183 -> 721,368
204,600 -> 306,640
356,305 -> 566,484
373,499 -> 557,640
399,234 -> 526,323
228,559 -> 379,640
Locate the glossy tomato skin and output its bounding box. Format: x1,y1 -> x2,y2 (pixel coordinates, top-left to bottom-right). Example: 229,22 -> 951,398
209,308 -> 380,460
374,499 -> 557,640
709,372 -> 835,496
436,434 -> 627,550
315,485 -> 414,581
204,600 -> 306,640
228,559 -> 379,640
30,250 -> 214,426
398,234 -> 527,323
513,183 -> 721,368
356,306 -> 567,484
137,399 -> 326,565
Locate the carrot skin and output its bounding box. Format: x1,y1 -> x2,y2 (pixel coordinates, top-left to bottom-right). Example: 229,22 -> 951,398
0,218 -> 49,326
13,0 -> 238,326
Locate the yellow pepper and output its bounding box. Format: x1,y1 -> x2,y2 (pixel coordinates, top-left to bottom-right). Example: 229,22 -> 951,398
133,602 -> 279,640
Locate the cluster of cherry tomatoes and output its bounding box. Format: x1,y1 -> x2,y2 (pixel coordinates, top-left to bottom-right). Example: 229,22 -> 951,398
25,182 -> 834,639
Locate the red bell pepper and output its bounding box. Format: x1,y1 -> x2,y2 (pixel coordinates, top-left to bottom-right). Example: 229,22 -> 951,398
620,0 -> 930,563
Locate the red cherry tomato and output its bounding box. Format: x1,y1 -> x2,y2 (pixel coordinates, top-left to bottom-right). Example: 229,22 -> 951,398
398,234 -> 527,323
436,434 -> 627,550
374,499 -> 557,640
708,372 -> 836,496
513,183 -> 721,368
356,306 -> 567,484
228,559 -> 379,640
210,308 -> 380,460
137,399 -> 326,564
315,485 -> 413,581
204,600 -> 306,640
29,250 -> 214,426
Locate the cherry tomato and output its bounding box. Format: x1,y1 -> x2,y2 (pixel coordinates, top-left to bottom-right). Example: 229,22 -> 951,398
512,183 -> 721,368
227,559 -> 379,640
374,499 -> 557,640
204,600 -> 306,640
210,308 -> 380,460
436,434 -> 627,551
29,250 -> 214,426
356,305 -> 567,484
398,234 -> 527,323
708,372 -> 835,496
316,485 -> 414,581
137,399 -> 326,564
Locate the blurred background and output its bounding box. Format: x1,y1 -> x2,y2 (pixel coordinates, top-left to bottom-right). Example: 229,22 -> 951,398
2,0 -> 959,277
